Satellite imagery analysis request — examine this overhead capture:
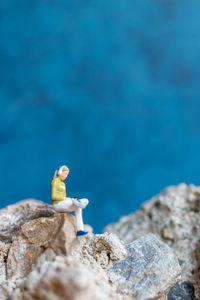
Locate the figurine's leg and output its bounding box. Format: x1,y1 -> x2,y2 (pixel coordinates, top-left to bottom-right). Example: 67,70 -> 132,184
74,207 -> 84,231
53,200 -> 74,213
53,200 -> 88,236
74,198 -> 89,209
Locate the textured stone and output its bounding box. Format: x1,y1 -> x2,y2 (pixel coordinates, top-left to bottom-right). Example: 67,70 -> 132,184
168,281 -> 197,300
108,233 -> 181,300
6,214 -> 64,279
59,213 -> 78,253
0,195 -> 189,300
12,250 -> 124,300
81,232 -> 127,268
0,200 -> 58,242
0,241 -> 10,265
104,184 -> 200,299
33,214 -> 78,266
7,232 -> 127,300
0,200 -> 128,300
0,241 -> 10,300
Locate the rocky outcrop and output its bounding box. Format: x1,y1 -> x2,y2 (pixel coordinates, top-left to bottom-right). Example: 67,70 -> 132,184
8,230 -> 127,300
9,232 -> 180,300
0,200 -> 128,300
12,256 -> 121,300
6,214 -> 64,279
0,199 -> 57,242
108,234 -> 181,300
104,183 -> 200,299
0,200 -> 74,299
0,194 -> 185,299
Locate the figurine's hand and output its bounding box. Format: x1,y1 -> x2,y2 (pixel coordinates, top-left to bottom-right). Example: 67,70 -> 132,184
63,197 -> 71,201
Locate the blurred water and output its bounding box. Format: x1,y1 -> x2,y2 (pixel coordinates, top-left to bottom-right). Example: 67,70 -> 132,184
0,1 -> 200,232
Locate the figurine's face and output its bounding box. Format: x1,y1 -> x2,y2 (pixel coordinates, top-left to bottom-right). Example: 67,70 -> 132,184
59,170 -> 69,181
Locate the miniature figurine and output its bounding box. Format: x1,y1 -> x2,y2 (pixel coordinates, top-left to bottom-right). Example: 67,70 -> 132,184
51,165 -> 89,236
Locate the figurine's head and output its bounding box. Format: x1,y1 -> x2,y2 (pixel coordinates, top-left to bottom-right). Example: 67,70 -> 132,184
58,165 -> 69,180
53,165 -> 69,181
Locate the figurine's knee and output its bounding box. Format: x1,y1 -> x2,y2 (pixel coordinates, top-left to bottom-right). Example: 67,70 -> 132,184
84,198 -> 89,205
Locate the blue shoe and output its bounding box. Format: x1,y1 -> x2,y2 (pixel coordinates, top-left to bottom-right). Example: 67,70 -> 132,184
77,230 -> 88,236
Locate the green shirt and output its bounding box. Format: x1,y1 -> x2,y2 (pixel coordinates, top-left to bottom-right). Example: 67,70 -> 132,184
51,176 -> 66,204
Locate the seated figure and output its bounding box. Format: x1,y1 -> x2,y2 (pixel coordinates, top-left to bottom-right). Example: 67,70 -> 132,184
51,165 -> 89,236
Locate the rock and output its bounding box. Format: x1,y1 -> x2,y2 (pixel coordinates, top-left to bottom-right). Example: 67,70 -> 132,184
0,199 -> 128,300
0,241 -> 10,300
161,226 -> 174,241
80,232 -> 127,268
108,233 -> 181,300
12,256 -> 122,300
59,213 -> 78,253
1,199 -> 80,282
0,195 -> 187,300
168,281 -> 197,300
32,214 -> 79,268
10,232 -> 127,300
104,184 -> 200,299
0,200 -> 58,242
66,232 -> 127,272
0,241 -> 10,265
6,214 -> 64,279
0,199 -> 84,298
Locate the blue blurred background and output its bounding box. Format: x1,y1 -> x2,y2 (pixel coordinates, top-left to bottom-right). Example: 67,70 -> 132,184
1,0 -> 200,232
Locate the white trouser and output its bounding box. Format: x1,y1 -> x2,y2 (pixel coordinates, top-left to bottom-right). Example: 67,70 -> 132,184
53,199 -> 88,232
